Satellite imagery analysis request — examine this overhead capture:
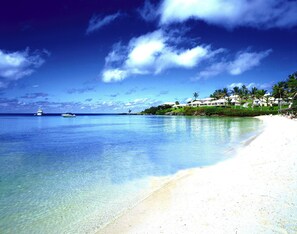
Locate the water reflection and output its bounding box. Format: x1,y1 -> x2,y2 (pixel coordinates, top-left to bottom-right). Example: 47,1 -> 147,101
0,115 -> 262,233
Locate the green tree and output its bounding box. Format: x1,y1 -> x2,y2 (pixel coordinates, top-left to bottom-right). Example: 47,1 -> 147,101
241,85 -> 249,98
287,72 -> 297,104
264,94 -> 271,107
222,88 -> 229,97
250,87 -> 258,108
231,86 -> 240,96
256,89 -> 267,110
238,85 -> 249,106
210,89 -> 227,100
272,81 -> 288,113
193,92 -> 199,101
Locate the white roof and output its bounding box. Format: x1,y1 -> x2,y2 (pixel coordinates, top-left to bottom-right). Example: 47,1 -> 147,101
213,99 -> 227,103
203,98 -> 215,101
229,95 -> 239,98
203,101 -> 213,104
231,99 -> 240,103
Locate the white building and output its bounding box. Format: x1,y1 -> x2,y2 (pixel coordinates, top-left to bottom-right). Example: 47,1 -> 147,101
173,94 -> 291,109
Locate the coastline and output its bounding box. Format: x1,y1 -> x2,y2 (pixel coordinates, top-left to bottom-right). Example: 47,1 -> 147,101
97,115 -> 297,234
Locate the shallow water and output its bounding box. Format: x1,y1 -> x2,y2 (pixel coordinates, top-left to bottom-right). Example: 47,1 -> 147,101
0,115 -> 262,233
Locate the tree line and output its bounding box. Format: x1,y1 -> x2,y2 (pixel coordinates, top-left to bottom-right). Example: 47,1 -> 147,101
195,71 -> 297,107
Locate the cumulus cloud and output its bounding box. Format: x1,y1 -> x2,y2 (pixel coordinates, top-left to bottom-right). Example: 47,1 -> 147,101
159,0 -> 297,29
195,49 -> 272,80
102,30 -> 223,82
0,48 -> 46,83
102,69 -> 128,83
86,12 -> 122,34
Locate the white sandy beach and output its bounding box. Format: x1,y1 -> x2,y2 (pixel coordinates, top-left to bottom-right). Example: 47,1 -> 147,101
98,116 -> 297,234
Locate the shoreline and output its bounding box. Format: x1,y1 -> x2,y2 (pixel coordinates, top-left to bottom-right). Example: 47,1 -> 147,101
97,115 -> 297,234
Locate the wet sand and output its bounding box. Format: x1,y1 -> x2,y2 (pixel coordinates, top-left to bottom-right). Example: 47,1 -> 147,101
98,116 -> 297,234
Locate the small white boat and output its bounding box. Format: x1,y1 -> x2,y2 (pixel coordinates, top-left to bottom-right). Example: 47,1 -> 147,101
35,108 -> 43,116
62,113 -> 76,117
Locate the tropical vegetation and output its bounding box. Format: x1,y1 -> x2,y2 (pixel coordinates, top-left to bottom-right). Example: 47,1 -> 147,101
141,71 -> 297,117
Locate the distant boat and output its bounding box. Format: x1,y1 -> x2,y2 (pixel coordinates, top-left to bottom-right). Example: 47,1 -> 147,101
62,113 -> 76,117
35,108 -> 43,116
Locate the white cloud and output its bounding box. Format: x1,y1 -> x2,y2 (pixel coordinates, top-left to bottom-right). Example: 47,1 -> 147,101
228,82 -> 244,89
228,82 -> 257,89
159,0 -> 297,29
229,49 -> 272,75
228,81 -> 274,90
195,61 -> 226,80
196,49 -> 272,80
86,12 -> 122,34
138,0 -> 158,21
125,31 -> 165,74
123,98 -> 161,110
87,98 -> 159,112
102,30 -> 223,82
102,69 -> 128,82
0,48 -> 47,87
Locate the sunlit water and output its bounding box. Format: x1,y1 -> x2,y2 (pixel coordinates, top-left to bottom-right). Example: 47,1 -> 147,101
0,115 -> 262,233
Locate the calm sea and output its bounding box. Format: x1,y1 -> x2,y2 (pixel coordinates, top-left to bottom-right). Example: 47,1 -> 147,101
0,115 -> 262,233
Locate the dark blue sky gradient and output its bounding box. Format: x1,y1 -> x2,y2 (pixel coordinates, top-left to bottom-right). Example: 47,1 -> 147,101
0,0 -> 296,113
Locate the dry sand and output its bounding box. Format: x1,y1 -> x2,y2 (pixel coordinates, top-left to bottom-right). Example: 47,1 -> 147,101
98,116 -> 297,234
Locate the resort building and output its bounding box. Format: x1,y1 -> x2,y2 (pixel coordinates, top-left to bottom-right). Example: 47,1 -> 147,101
172,94 -> 291,109
187,97 -> 236,107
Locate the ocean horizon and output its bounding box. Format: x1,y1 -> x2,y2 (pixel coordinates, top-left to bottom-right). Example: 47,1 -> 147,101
0,113 -> 130,116
0,115 -> 262,233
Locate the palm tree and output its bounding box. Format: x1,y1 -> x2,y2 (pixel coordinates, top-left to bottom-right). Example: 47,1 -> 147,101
222,88 -> 229,97
256,89 -> 267,110
287,72 -> 297,102
193,92 -> 199,101
272,81 -> 288,113
241,85 -> 249,98
210,89 -> 226,100
264,94 -> 271,107
128,109 -> 132,114
231,86 -> 240,96
250,87 -> 258,108
238,85 -> 249,106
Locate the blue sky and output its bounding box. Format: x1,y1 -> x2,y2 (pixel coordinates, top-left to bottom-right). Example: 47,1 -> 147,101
0,0 -> 297,113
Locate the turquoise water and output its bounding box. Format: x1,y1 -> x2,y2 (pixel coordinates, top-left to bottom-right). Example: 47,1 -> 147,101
0,115 -> 262,233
